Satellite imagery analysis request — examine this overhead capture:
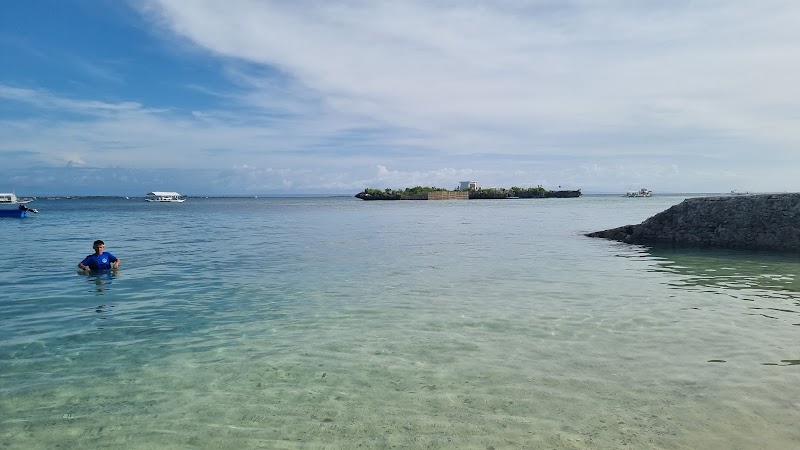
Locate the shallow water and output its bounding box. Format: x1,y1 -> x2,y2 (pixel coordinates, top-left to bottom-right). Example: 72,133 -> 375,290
1,196 -> 798,449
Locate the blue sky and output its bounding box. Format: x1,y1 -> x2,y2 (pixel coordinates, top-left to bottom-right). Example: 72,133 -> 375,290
2,0 -> 799,196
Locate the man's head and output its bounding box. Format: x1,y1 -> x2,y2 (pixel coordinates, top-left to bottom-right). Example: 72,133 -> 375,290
93,240 -> 105,252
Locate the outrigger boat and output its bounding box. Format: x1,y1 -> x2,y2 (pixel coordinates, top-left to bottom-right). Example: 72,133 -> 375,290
0,193 -> 38,217
625,188 -> 652,197
145,191 -> 186,203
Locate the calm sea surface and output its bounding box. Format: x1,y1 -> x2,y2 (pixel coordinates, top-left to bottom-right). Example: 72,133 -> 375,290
1,196 -> 798,449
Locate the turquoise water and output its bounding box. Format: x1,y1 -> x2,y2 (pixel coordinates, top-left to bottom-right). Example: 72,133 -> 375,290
1,196 -> 798,449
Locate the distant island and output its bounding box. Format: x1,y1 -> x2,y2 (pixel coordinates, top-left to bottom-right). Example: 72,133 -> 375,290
355,186 -> 581,200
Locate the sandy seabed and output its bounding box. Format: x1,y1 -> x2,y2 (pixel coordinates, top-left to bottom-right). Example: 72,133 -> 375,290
3,298 -> 799,450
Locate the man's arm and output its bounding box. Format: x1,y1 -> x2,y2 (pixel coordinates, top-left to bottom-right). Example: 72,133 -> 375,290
112,258 -> 120,269
78,262 -> 90,271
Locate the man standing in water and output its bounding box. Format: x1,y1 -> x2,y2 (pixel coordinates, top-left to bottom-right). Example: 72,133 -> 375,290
78,240 -> 120,272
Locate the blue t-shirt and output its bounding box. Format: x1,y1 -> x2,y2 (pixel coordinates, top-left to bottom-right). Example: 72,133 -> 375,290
81,252 -> 118,271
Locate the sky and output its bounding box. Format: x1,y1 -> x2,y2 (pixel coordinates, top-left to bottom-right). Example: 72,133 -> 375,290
1,0 -> 799,196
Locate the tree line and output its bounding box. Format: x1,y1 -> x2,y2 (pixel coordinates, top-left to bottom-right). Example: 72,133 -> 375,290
356,186 -> 580,200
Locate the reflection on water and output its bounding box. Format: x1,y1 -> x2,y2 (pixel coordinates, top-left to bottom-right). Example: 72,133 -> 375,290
625,246 -> 800,369
80,269 -> 118,294
645,246 -> 800,296
636,246 -> 800,329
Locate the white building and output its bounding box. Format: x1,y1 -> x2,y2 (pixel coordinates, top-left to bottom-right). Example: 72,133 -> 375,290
458,181 -> 478,191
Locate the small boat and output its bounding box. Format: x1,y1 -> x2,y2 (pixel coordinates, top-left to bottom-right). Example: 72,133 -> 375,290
0,193 -> 38,217
625,188 -> 652,197
145,191 -> 186,203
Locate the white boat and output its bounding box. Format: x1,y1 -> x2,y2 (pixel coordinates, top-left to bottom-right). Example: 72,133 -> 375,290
0,193 -> 38,217
145,191 -> 186,202
625,188 -> 652,197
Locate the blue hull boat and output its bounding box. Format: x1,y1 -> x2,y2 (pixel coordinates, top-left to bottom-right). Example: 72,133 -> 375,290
0,193 -> 38,217
0,209 -> 29,218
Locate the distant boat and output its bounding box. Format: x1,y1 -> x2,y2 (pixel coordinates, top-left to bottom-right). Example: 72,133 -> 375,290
145,191 -> 186,203
0,193 -> 38,217
625,188 -> 652,197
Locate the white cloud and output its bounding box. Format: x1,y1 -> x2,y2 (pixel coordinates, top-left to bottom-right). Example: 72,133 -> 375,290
138,0 -> 800,154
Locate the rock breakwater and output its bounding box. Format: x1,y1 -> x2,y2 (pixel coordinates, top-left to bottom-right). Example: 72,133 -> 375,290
586,193 -> 800,252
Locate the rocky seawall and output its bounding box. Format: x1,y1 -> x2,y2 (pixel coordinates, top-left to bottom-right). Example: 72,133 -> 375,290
586,193 -> 800,252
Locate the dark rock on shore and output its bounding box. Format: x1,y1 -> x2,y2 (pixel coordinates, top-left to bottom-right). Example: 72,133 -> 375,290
586,193 -> 800,252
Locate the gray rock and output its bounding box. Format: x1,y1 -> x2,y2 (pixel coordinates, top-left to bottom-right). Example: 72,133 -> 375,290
586,194 -> 800,251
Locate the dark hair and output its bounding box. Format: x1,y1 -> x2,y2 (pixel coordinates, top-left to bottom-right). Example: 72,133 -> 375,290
93,240 -> 105,248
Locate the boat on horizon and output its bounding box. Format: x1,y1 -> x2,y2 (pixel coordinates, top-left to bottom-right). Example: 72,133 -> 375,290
625,188 -> 652,197
145,191 -> 186,203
